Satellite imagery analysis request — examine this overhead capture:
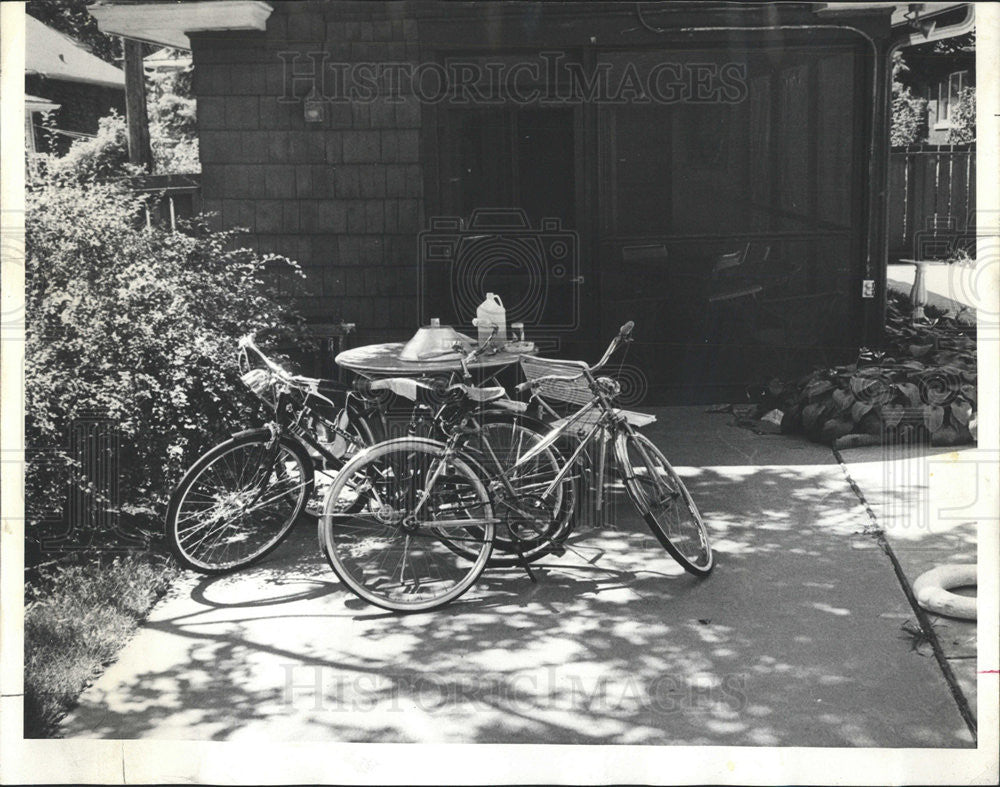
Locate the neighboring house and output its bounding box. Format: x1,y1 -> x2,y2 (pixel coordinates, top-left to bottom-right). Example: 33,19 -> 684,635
25,14 -> 126,153
886,4 -> 975,263
894,3 -> 975,143
144,47 -> 193,75
25,94 -> 60,155
89,0 -> 975,402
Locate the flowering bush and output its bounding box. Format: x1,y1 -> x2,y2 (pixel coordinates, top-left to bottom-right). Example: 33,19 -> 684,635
43,112 -> 132,181
26,172 -> 304,550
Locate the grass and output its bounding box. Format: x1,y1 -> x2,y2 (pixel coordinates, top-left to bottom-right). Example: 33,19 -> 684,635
24,552 -> 179,737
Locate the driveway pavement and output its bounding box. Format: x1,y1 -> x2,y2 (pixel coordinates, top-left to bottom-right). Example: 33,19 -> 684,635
59,408 -> 974,746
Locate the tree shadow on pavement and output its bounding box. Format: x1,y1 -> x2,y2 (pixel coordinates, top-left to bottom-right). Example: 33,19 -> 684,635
59,465 -> 974,748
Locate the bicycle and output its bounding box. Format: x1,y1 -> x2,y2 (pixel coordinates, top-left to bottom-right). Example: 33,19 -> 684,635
165,333 -> 380,573
318,321 -> 713,612
353,337 -> 578,569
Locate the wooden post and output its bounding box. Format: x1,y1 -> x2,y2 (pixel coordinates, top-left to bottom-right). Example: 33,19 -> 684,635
122,38 -> 152,170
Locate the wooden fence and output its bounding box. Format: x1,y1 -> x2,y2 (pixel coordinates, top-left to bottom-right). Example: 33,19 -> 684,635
888,144 -> 976,263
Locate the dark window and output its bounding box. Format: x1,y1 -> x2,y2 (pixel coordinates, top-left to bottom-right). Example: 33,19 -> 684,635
440,106 -> 575,228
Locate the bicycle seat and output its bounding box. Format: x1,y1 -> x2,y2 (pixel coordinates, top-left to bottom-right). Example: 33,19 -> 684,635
453,384 -> 507,404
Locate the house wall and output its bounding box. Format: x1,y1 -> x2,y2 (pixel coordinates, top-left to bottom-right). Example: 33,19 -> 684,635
190,0 -> 893,400
192,0 -> 424,337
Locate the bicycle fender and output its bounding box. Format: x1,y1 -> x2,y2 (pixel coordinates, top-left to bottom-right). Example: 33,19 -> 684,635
230,427 -> 274,441
613,432 -> 637,481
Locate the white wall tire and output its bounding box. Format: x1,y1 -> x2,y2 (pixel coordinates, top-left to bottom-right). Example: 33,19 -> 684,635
912,564 -> 976,620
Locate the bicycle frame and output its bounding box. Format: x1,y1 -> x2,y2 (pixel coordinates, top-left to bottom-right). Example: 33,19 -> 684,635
238,333 -> 379,472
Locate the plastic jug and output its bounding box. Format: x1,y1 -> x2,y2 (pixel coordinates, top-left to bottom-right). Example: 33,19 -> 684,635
472,293 -> 506,347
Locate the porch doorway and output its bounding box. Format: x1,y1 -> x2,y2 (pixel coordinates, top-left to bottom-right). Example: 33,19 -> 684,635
424,106 -> 586,354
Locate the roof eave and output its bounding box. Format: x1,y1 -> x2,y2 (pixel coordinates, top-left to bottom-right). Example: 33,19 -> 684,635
88,0 -> 274,50
25,68 -> 124,90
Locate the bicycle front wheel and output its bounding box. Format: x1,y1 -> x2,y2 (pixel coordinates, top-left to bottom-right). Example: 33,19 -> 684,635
616,431 -> 713,576
319,439 -> 494,612
166,431 -> 313,573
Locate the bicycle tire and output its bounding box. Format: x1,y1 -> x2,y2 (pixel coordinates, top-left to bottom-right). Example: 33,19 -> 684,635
166,430 -> 314,573
455,412 -> 577,567
616,431 -> 713,576
319,438 -> 494,612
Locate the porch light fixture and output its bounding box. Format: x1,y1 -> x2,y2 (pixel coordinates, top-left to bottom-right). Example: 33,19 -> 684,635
303,97 -> 326,123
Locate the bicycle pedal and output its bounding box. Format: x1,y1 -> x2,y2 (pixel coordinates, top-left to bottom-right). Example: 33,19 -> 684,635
547,543 -> 566,557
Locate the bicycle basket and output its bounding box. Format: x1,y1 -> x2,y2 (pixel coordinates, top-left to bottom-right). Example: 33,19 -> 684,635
519,356 -> 592,406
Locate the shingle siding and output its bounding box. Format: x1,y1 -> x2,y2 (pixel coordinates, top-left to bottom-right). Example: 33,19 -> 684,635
192,0 -> 422,337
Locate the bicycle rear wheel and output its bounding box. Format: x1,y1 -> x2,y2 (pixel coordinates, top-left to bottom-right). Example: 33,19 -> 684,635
166,431 -> 313,573
616,431 -> 713,575
319,439 -> 494,612
456,414 -> 576,567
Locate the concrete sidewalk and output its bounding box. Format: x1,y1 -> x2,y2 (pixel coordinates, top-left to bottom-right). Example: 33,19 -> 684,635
59,408 -> 974,746
838,443 -> 984,724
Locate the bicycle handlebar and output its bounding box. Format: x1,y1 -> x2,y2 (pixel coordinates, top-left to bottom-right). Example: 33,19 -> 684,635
238,333 -> 322,391
518,321 -> 636,393
589,321 -> 635,373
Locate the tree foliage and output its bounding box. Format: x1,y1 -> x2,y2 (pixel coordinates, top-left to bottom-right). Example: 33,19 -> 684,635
43,108 -> 200,179
147,54 -> 200,173
25,170 -> 304,550
891,83 -> 928,146
27,0 -> 122,64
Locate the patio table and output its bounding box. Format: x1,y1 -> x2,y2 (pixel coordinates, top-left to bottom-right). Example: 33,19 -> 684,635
335,341 -> 535,378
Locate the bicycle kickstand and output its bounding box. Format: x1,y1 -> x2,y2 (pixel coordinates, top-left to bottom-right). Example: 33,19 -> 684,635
514,544 -> 538,583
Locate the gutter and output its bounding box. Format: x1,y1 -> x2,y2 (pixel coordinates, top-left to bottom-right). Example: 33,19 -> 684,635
893,3 -> 975,48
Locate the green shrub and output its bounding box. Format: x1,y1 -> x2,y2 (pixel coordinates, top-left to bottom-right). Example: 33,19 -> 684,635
891,83 -> 928,146
43,112 -> 133,182
43,110 -> 200,180
25,171 -> 304,550
948,86 -> 976,144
